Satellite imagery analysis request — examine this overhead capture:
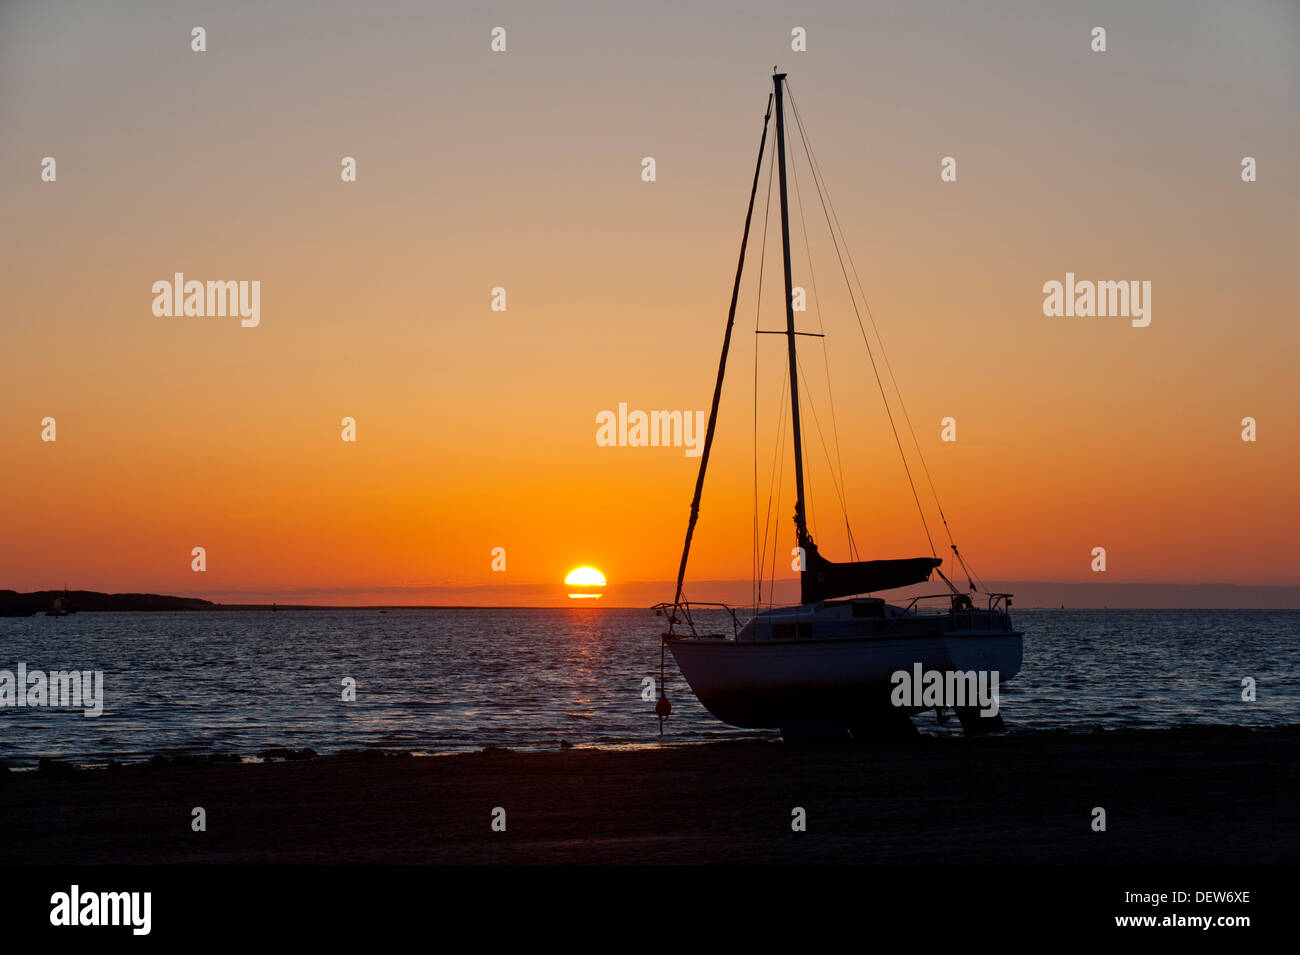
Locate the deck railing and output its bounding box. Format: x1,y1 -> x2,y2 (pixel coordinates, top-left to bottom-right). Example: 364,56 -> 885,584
883,592 -> 1015,634
655,592 -> 1015,640
652,601 -> 742,640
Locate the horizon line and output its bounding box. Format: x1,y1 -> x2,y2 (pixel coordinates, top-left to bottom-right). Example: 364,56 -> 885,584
9,579 -> 1300,596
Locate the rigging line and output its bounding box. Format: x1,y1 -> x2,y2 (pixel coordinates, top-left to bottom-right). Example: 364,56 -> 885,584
759,286 -> 792,610
795,350 -> 856,538
753,126 -> 778,612
757,364 -> 789,608
788,103 -> 858,561
674,92 -> 776,625
786,83 -> 976,586
805,408 -> 817,544
757,363 -> 790,608
754,182 -> 786,612
768,424 -> 786,611
785,83 -> 937,558
803,123 -> 986,594
810,144 -> 955,552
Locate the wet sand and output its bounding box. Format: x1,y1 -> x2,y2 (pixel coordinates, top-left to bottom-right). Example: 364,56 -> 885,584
2,727 -> 1296,864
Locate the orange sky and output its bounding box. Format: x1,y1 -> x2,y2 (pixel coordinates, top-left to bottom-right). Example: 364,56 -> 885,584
2,1 -> 1297,604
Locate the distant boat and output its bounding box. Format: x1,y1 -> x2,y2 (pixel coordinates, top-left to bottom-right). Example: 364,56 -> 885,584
46,595 -> 68,617
656,72 -> 1023,740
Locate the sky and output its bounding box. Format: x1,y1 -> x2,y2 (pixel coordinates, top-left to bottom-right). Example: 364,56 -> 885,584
2,0 -> 1297,606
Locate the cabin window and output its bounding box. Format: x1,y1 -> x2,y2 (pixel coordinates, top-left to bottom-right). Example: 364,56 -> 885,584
773,622 -> 814,639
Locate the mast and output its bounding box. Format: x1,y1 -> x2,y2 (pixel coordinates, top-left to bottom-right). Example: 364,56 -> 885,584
671,91 -> 775,613
773,72 -> 809,549
668,74 -> 946,613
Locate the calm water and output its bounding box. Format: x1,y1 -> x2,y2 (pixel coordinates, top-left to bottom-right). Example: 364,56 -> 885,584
0,609 -> 1297,767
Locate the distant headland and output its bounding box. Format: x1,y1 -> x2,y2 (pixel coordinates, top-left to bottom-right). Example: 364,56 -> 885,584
0,590 -> 216,614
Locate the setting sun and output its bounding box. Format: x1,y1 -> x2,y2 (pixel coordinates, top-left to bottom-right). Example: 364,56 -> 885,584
565,566 -> 606,600
565,567 -> 606,587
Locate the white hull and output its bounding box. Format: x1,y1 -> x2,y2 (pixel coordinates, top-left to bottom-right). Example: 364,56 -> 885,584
666,600 -> 1022,731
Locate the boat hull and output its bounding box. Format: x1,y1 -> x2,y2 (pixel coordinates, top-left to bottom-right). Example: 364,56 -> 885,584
667,631 -> 1022,730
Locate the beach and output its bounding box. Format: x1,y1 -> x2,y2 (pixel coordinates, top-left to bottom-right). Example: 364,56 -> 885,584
3,726 -> 1296,865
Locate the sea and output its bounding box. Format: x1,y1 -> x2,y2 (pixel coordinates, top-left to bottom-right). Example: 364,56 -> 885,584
1,608 -> 1296,767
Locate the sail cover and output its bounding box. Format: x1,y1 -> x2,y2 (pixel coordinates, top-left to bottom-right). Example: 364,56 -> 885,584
801,541 -> 941,604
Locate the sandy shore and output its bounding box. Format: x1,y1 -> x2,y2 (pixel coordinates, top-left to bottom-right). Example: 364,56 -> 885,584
2,727 -> 1296,864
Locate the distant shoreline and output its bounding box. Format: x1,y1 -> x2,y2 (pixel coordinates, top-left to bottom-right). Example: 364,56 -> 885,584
4,586 -> 1300,613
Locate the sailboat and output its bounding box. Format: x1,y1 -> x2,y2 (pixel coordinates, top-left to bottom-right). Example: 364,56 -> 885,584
655,72 -> 1023,739
46,592 -> 70,617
